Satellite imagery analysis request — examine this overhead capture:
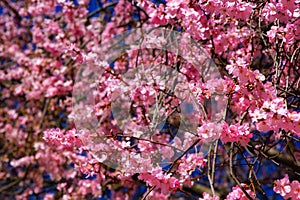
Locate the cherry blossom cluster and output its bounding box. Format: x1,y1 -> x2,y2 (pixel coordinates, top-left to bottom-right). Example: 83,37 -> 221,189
1,0 -> 299,199
273,174 -> 300,200
250,98 -> 300,137
43,128 -> 82,151
197,122 -> 252,146
177,153 -> 207,182
138,168 -> 181,194
225,184 -> 256,200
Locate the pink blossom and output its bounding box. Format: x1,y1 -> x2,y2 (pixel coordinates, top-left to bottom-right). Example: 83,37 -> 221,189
226,184 -> 255,200
267,26 -> 279,43
221,123 -> 252,146
10,156 -> 35,167
263,3 -> 278,21
43,128 -> 82,151
290,180 -> 300,200
138,169 -> 181,194
273,174 -> 300,199
178,153 -> 207,180
274,178 -> 292,197
197,122 -> 222,142
1,0 -> 300,198
200,192 -> 220,200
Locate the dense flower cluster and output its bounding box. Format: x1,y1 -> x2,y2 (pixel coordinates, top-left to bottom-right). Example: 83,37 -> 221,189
43,128 -> 82,151
138,169 -> 181,194
225,184 -> 256,200
0,0 -> 299,199
250,97 -> 300,137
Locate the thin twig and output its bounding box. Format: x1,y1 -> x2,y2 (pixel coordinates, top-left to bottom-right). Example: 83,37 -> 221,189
229,143 -> 254,200
141,185 -> 156,200
207,143 -> 215,195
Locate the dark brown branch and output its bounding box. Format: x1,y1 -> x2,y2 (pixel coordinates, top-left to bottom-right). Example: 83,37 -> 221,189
229,143 -> 254,200
0,0 -> 22,22
248,142 -> 300,175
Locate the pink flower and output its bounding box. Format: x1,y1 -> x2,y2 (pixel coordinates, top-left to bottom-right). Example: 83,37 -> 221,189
221,123 -> 252,146
290,180 -> 300,200
263,3 -> 278,21
43,128 -> 82,151
280,0 -> 296,12
138,140 -> 155,153
178,153 -> 207,179
267,26 -> 278,43
10,156 -> 35,167
226,184 -> 255,200
273,174 -> 300,199
200,192 -> 220,200
138,169 -> 181,194
249,109 -> 268,122
7,109 -> 18,120
161,146 -> 174,160
197,122 -> 222,142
